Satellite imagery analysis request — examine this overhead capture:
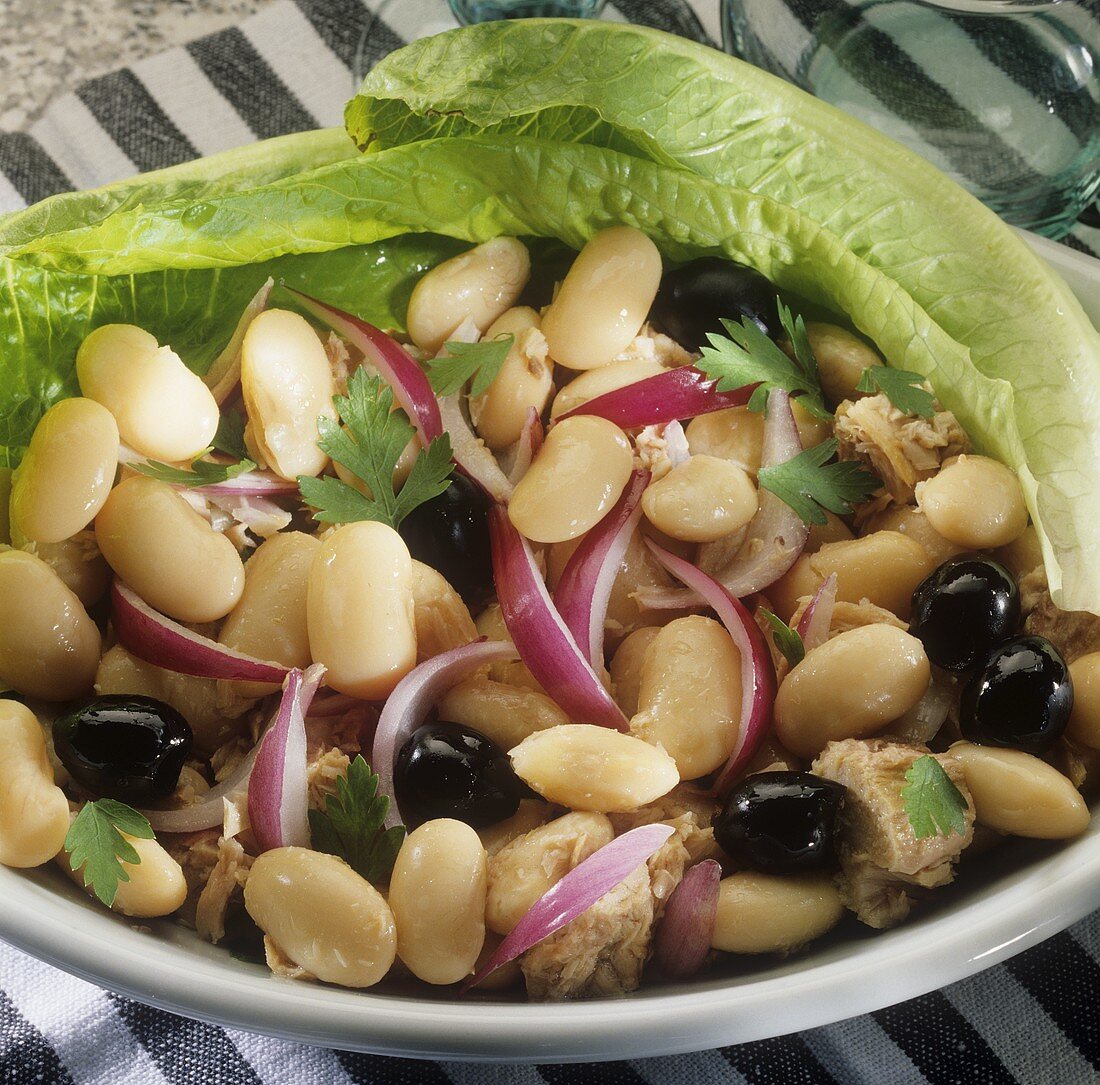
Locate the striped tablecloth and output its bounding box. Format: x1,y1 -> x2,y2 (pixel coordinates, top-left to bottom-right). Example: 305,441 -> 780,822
2,2 -> 1100,1082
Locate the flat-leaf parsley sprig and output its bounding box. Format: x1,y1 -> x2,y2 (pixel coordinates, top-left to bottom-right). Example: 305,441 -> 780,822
308,756 -> 404,883
425,335 -> 515,398
65,799 -> 155,907
902,755 -> 969,840
761,610 -> 805,669
133,449 -> 257,487
757,437 -> 880,525
856,365 -> 936,419
697,299 -> 830,420
298,369 -> 453,529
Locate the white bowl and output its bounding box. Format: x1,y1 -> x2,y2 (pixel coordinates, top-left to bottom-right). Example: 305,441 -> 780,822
2,233 -> 1099,1064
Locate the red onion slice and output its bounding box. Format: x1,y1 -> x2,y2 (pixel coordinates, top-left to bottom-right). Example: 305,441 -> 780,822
372,639 -> 520,830
554,469 -> 650,669
489,506 -> 629,733
285,287 -> 443,446
439,392 -> 513,503
248,663 -> 326,853
463,823 -> 675,992
796,572 -> 838,652
644,539 -> 777,797
503,407 -> 544,486
191,470 -> 298,497
140,743 -> 261,834
557,366 -> 754,429
205,494 -> 293,538
637,389 -> 808,609
654,858 -> 722,979
111,580 -> 291,683
204,278 -> 273,404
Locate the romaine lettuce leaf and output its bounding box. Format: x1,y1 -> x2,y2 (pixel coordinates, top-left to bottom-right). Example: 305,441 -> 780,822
348,21 -> 1100,613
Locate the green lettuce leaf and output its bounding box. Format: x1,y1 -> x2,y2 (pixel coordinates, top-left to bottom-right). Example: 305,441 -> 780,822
348,21 -> 1100,613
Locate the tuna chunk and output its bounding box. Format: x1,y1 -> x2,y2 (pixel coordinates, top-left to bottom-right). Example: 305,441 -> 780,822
1021,567 -> 1100,664
521,830 -> 689,1000
812,738 -> 974,929
834,393 -> 968,504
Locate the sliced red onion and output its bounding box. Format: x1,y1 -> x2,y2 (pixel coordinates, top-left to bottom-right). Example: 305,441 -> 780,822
111,580 -> 290,683
141,743 -> 261,833
644,539 -> 777,797
372,639 -> 520,830
654,859 -> 722,979
557,366 -> 754,429
890,667 -> 957,745
191,470 -> 298,497
285,287 -> 443,446
439,392 -> 514,503
248,663 -> 326,853
204,278 -> 273,404
463,823 -> 675,992
502,407 -> 544,486
637,389 -> 808,609
554,469 -> 650,669
489,506 -> 629,733
205,493 -> 293,538
796,573 -> 838,653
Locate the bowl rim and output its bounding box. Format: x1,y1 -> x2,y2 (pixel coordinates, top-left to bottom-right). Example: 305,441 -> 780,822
2,231 -> 1099,1064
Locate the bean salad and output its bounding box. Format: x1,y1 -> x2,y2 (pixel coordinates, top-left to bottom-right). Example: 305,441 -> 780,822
1,226 -> 1097,1001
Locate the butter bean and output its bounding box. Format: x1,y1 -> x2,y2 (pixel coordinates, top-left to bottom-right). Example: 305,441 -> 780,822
10,399 -> 118,544
436,676 -> 569,750
0,551 -> 100,700
950,742 -> 1089,839
307,521 -> 416,699
241,308 -> 337,481
389,819 -> 487,984
642,456 -> 758,543
245,847 -> 397,987
918,454 -> 1028,549
95,476 -> 245,622
411,560 -> 477,663
712,872 -> 844,954
77,324 -> 218,461
541,227 -> 662,370
810,531 -> 936,620
509,724 -> 680,812
806,322 -> 883,405
863,505 -> 963,567
550,359 -> 665,421
631,616 -> 741,779
610,627 -> 661,718
486,812 -> 613,935
509,415 -> 633,543
407,238 -> 531,354
992,524 -> 1044,581
64,831 -> 187,917
685,402 -> 830,476
470,308 -> 553,450
0,701 -> 70,867
775,625 -> 930,759
218,532 -> 318,698
1068,653 -> 1100,751
32,532 -> 111,609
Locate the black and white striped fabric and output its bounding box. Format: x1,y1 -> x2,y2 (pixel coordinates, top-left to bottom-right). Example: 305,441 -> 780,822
3,1 -> 1100,1081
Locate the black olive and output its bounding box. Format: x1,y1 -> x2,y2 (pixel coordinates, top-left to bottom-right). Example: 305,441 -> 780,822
960,635 -> 1073,754
398,474 -> 493,609
650,257 -> 782,352
52,695 -> 192,804
222,903 -> 267,965
394,722 -> 524,829
909,556 -> 1020,671
714,771 -> 846,874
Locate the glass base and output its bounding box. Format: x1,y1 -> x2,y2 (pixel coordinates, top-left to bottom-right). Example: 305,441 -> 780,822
450,0 -> 605,23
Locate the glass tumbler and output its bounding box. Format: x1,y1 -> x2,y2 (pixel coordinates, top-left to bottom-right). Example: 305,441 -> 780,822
449,0 -> 606,24
722,0 -> 1100,238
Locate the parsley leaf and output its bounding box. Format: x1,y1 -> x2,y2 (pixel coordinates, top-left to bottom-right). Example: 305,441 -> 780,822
425,334 -> 515,398
757,437 -> 880,525
855,366 -> 936,419
697,301 -> 829,420
212,410 -> 250,460
132,451 -> 257,487
65,799 -> 154,907
308,756 -> 405,883
902,755 -> 969,840
298,370 -> 453,529
762,609 -> 805,668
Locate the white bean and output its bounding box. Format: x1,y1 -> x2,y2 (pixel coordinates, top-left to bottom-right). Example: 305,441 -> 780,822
63,832 -> 187,917
712,872 -> 844,953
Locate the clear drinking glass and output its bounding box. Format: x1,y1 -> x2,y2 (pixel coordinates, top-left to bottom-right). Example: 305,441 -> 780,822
449,0 -> 606,23
722,0 -> 1100,238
